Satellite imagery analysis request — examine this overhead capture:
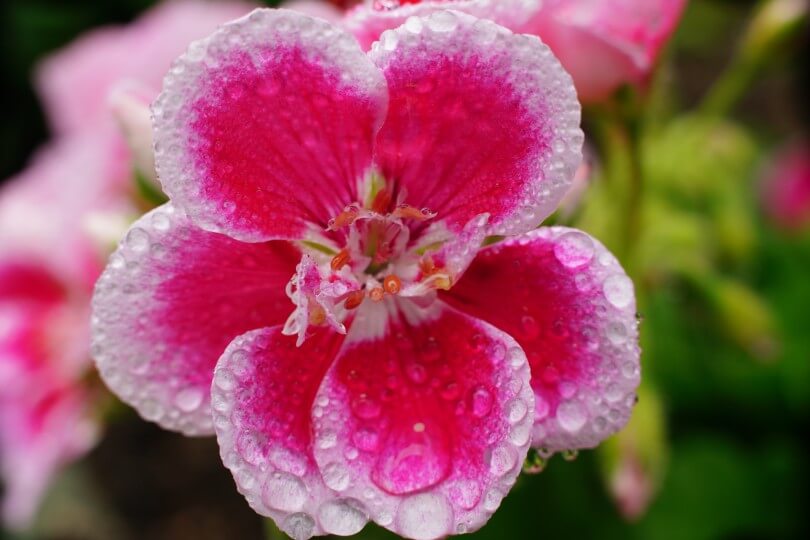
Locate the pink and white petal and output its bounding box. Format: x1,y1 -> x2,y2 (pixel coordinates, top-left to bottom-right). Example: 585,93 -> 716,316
370,10 -> 582,238
312,301 -> 534,539
91,204 -> 298,435
212,325 -> 363,539
443,227 -> 640,452
153,8 -> 388,242
345,0 -> 542,51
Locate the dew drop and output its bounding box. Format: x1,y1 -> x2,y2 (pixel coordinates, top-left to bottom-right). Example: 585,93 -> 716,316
507,398 -> 528,424
174,387 -> 203,412
603,275 -> 634,308
553,231 -> 594,268
606,320 -> 628,344
282,513 -> 315,540
263,472 -> 306,512
126,228 -> 150,252
351,395 -> 381,420
557,400 -> 587,433
519,315 -> 540,341
522,448 -> 547,474
489,444 -> 517,477
397,493 -> 453,540
323,462 -> 351,492
318,499 -> 367,536
426,11 -> 458,32
352,427 -> 380,452
561,449 -> 579,462
470,385 -> 494,418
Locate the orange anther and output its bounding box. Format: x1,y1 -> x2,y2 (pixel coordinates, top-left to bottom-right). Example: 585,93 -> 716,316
309,305 -> 327,325
344,290 -> 366,310
369,287 -> 385,302
371,188 -> 393,214
393,204 -> 432,220
329,206 -> 359,230
383,275 -> 402,294
330,248 -> 350,271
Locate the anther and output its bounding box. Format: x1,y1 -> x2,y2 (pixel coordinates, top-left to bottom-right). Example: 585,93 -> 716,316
328,205 -> 360,230
331,248 -> 350,271
369,287 -> 385,302
393,204 -> 434,221
344,290 -> 366,310
309,305 -> 327,325
383,275 -> 402,294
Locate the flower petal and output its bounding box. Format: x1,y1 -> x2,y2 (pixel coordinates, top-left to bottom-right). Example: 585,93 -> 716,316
345,0 -> 542,50
212,325 -> 358,539
443,227 -> 640,451
312,301 -> 534,539
153,8 -> 388,242
91,204 -> 298,435
370,10 -> 582,237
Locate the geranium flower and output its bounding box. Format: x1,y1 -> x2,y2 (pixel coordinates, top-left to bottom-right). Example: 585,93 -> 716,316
344,0 -> 687,101
92,8 -> 640,539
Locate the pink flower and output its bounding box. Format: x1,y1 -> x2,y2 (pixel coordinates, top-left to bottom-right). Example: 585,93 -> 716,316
1,0 -> 255,528
344,0 -> 687,102
761,143 -> 810,232
92,8 -> 640,539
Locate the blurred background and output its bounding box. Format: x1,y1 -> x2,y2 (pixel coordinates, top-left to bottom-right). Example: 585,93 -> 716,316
1,0 -> 809,539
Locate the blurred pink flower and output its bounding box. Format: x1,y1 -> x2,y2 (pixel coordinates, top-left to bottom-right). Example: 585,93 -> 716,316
0,0 -> 254,528
762,143 -> 810,232
91,9 -> 640,538
344,0 -> 687,102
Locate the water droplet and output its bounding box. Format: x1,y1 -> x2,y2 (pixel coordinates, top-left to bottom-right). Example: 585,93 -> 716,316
318,499 -> 367,535
482,488 -> 503,512
557,400 -> 587,433
151,213 -> 170,232
397,493 -> 453,540
535,394 -> 550,419
606,321 -> 628,344
238,430 -> 267,465
263,472 -> 306,512
323,462 -> 351,492
603,275 -> 634,309
554,231 -> 594,268
426,11 -> 458,32
561,449 -> 579,462
440,382 -> 461,401
448,479 -> 482,511
605,383 -> 622,403
469,385 -> 494,418
175,387 -> 203,412
405,362 -> 428,384
351,395 -> 381,420
126,228 -> 150,252
469,333 -> 486,352
373,423 -> 450,494
519,315 -> 540,341
489,444 -> 517,477
352,428 -> 380,452
282,513 -> 315,540
522,448 -> 547,474
506,398 -> 528,424
621,361 -> 638,379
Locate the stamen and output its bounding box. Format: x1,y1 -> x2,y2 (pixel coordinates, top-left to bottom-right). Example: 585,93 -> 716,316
344,290 -> 366,310
393,204 -> 435,221
371,187 -> 393,214
309,305 -> 327,326
369,287 -> 385,302
327,204 -> 360,231
419,256 -> 438,276
330,248 -> 351,271
383,275 -> 402,294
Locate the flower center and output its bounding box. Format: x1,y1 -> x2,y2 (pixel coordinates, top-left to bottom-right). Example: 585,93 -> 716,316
283,183 -> 455,345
